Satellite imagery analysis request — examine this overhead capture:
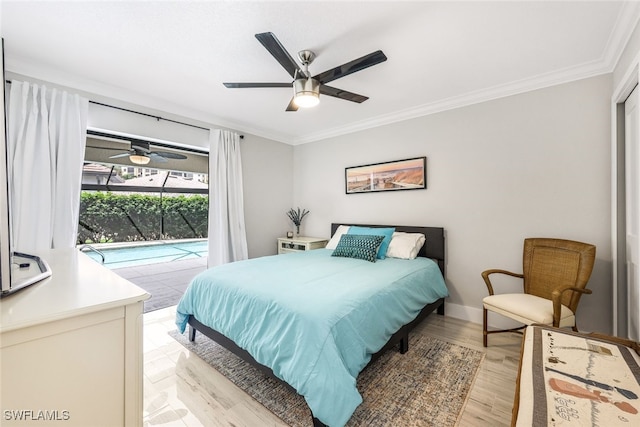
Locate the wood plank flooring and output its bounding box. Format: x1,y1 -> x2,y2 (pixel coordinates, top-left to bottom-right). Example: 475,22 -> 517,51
143,306 -> 522,427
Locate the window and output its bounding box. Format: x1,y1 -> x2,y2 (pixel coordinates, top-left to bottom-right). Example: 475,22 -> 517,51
78,131 -> 208,244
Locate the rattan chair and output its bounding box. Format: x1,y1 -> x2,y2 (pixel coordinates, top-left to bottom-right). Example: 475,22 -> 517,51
481,238 -> 596,347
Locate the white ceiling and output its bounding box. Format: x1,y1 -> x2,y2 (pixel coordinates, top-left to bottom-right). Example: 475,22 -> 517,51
2,1 -> 639,145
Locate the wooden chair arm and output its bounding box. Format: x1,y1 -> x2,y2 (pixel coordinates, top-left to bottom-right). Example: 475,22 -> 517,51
481,269 -> 523,295
550,287 -> 593,327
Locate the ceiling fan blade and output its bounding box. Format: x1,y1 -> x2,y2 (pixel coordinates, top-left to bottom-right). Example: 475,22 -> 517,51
108,152 -> 133,159
223,82 -> 292,88
285,97 -> 299,112
148,153 -> 168,163
152,152 -> 187,160
313,50 -> 387,84
255,32 -> 303,79
320,85 -> 369,103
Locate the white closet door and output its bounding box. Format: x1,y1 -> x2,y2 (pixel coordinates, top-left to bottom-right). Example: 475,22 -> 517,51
626,85 -> 640,341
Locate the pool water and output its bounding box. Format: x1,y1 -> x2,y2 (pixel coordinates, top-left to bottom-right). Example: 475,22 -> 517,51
84,240 -> 208,269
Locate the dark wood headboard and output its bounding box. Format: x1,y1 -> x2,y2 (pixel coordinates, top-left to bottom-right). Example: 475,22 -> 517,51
330,223 -> 445,276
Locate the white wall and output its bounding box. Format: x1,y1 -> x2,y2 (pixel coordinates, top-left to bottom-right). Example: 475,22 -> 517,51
241,135 -> 294,258
6,70 -> 615,333
294,74 -> 613,333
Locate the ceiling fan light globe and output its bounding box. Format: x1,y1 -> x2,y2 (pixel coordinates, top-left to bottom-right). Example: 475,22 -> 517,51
293,78 -> 320,108
294,94 -> 320,108
130,154 -> 151,165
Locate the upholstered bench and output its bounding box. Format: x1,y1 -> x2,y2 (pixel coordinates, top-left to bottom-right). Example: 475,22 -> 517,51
512,325 -> 640,426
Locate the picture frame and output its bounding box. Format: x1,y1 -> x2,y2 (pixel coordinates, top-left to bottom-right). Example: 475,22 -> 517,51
345,156 -> 426,194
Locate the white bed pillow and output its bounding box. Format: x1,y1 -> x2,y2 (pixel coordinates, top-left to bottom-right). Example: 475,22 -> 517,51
326,225 -> 350,249
386,232 -> 426,260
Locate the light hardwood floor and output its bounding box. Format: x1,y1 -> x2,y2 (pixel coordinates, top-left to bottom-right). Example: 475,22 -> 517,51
143,306 -> 523,427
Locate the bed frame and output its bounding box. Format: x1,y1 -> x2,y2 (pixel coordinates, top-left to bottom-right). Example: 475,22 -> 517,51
187,223 -> 446,427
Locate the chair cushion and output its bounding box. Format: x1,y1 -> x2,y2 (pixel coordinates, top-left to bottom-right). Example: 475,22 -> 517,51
483,293 -> 575,327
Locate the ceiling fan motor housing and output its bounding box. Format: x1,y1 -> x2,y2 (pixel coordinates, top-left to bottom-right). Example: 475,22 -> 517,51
131,141 -> 151,153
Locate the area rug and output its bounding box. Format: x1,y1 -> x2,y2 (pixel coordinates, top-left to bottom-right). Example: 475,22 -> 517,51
169,329 -> 484,426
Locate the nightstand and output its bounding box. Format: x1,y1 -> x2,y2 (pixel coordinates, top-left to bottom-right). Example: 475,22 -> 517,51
277,236 -> 328,254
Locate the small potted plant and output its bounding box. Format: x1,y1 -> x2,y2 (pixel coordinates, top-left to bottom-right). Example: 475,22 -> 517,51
286,207 -> 309,237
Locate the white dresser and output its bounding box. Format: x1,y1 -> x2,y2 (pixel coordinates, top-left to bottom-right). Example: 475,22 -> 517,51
0,249 -> 150,427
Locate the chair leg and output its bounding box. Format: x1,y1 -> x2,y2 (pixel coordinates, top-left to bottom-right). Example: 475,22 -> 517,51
483,307 -> 488,347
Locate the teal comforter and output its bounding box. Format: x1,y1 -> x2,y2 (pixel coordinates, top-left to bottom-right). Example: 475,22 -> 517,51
175,249 -> 448,426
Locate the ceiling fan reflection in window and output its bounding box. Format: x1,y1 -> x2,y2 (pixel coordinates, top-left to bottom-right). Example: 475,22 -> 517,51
88,140 -> 187,165
223,32 -> 387,111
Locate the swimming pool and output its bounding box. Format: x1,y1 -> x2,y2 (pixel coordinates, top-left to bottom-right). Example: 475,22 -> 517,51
83,240 -> 208,269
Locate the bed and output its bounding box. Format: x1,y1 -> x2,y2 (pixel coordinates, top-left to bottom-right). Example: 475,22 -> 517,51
175,223 -> 448,427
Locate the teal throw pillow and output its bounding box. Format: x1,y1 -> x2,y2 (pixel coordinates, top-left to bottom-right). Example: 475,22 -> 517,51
347,226 -> 395,259
331,234 -> 385,263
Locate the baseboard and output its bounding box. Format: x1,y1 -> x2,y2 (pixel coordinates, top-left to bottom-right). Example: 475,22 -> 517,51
444,302 -> 523,330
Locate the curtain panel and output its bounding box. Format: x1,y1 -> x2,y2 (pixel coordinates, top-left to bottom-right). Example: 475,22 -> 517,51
7,81 -> 88,252
208,129 -> 248,267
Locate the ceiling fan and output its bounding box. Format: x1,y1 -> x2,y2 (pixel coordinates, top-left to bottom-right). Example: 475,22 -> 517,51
88,140 -> 187,165
223,32 -> 387,111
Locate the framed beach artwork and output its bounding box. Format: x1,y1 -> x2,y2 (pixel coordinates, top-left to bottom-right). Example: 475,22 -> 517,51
345,156 -> 426,194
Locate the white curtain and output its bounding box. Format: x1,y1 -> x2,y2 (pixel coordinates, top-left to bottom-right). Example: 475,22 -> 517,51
208,129 -> 248,267
7,81 -> 88,252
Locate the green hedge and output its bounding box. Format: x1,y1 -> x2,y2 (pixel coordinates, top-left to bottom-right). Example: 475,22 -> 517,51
77,192 -> 208,244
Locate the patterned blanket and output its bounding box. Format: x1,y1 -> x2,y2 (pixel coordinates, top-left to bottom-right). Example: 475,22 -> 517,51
515,325 -> 640,426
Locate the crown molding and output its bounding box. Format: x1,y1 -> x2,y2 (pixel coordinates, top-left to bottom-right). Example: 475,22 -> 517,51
5,60 -> 293,145
291,59 -> 610,145
602,0 -> 640,71
291,2 -> 640,145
